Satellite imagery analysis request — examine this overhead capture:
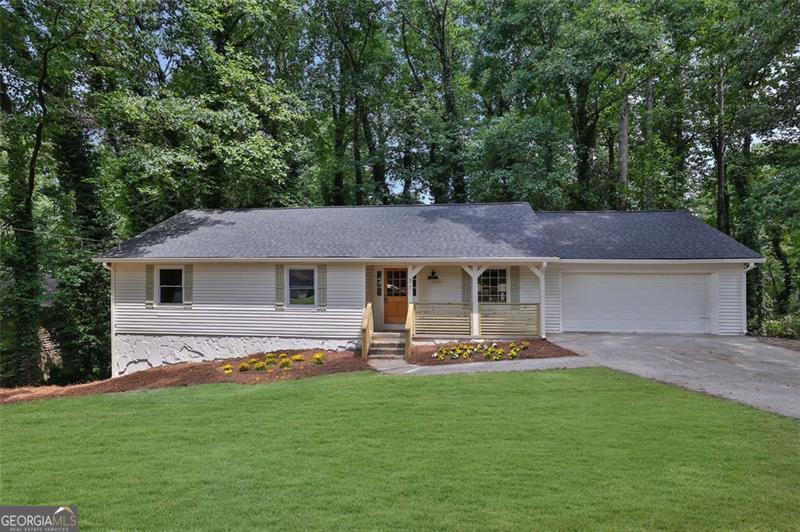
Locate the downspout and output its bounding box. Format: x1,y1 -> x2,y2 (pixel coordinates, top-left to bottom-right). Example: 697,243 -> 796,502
744,262 -> 755,272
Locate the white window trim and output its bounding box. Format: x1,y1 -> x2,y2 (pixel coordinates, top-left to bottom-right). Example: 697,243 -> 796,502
478,267 -> 508,304
156,265 -> 184,306
285,265 -> 318,308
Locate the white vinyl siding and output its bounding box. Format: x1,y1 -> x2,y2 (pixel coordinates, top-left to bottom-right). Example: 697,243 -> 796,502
544,269 -> 561,333
561,273 -> 711,333
717,270 -> 746,335
114,263 -> 364,338
519,267 -> 541,304
416,266 -> 463,303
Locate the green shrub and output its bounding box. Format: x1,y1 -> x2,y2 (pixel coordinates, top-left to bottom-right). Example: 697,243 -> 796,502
254,361 -> 266,371
279,358 -> 292,369
764,313 -> 800,339
238,362 -> 250,372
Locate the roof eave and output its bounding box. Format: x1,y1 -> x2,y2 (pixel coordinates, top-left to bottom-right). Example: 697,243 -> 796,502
554,258 -> 765,264
93,256 -> 560,264
94,256 -> 764,264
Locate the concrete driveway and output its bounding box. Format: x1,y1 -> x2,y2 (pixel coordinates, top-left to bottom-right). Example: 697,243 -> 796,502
550,333 -> 800,419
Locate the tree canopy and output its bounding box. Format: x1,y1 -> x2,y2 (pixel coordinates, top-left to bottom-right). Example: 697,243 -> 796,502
2,0 -> 799,385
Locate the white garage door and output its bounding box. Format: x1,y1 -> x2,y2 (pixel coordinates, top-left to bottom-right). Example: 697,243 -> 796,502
562,273 -> 710,333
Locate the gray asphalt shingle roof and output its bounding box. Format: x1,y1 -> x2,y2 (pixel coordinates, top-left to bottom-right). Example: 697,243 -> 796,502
96,203 -> 762,261
536,210 -> 762,260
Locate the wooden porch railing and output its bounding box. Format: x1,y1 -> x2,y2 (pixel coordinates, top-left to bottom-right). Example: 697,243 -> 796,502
479,303 -> 540,336
361,302 -> 373,359
414,303 -> 471,336
404,302 -> 415,359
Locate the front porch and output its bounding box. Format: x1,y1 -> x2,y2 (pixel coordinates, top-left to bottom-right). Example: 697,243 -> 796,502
361,262 -> 547,358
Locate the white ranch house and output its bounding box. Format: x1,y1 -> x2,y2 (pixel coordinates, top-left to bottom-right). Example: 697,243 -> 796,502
95,203 -> 763,376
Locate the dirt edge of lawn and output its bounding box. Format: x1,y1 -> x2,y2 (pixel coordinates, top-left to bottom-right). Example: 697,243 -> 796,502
0,350 -> 370,405
408,338 -> 577,365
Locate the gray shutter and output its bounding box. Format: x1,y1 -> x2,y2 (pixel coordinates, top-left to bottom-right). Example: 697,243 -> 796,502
365,265 -> 374,304
183,265 -> 193,308
145,265 -> 154,309
509,266 -> 520,304
317,264 -> 327,310
461,269 -> 471,304
275,264 -> 285,310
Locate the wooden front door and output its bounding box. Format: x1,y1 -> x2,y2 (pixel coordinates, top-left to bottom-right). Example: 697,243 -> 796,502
384,268 -> 408,324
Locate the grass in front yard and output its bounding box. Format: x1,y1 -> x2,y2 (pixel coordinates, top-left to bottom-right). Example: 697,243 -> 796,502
1,368 -> 798,530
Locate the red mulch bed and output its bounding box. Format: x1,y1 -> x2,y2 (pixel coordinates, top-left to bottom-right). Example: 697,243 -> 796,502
407,339 -> 577,365
0,350 -> 369,405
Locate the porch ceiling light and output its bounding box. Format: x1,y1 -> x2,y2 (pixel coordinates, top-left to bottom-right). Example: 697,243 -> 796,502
427,270 -> 439,280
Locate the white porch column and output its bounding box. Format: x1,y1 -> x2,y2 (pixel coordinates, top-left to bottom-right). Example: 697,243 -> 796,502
462,265 -> 487,337
527,262 -> 547,339
407,264 -> 424,304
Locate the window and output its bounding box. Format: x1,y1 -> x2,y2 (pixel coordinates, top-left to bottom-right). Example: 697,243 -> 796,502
478,269 -> 507,303
159,268 -> 183,304
385,269 -> 407,297
376,270 -> 382,296
288,268 -> 315,305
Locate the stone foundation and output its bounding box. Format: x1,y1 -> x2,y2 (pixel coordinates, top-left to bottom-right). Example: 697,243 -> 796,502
113,334 -> 358,377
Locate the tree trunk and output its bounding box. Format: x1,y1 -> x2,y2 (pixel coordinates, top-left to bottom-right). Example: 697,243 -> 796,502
401,146 -> 414,203
730,129 -> 763,328
618,92 -> 629,208
769,230 -> 793,315
645,77 -> 654,140
353,95 -> 364,205
570,82 -> 597,189
330,88 -> 347,206
435,3 -> 465,202
713,71 -> 730,234
361,110 -> 389,204
605,128 -> 615,172
0,76 -> 42,386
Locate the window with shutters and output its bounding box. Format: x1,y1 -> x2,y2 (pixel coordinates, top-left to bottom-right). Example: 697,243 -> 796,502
287,267 -> 316,306
158,267 -> 183,304
478,269 -> 507,303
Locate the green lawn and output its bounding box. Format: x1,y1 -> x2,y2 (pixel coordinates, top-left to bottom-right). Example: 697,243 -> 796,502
1,369 -> 798,531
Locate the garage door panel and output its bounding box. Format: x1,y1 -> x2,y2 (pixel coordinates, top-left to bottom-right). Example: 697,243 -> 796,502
562,273 -> 710,333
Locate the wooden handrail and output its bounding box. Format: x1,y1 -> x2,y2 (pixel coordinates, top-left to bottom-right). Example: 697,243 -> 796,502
361,302 -> 373,359
404,302 -> 415,359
